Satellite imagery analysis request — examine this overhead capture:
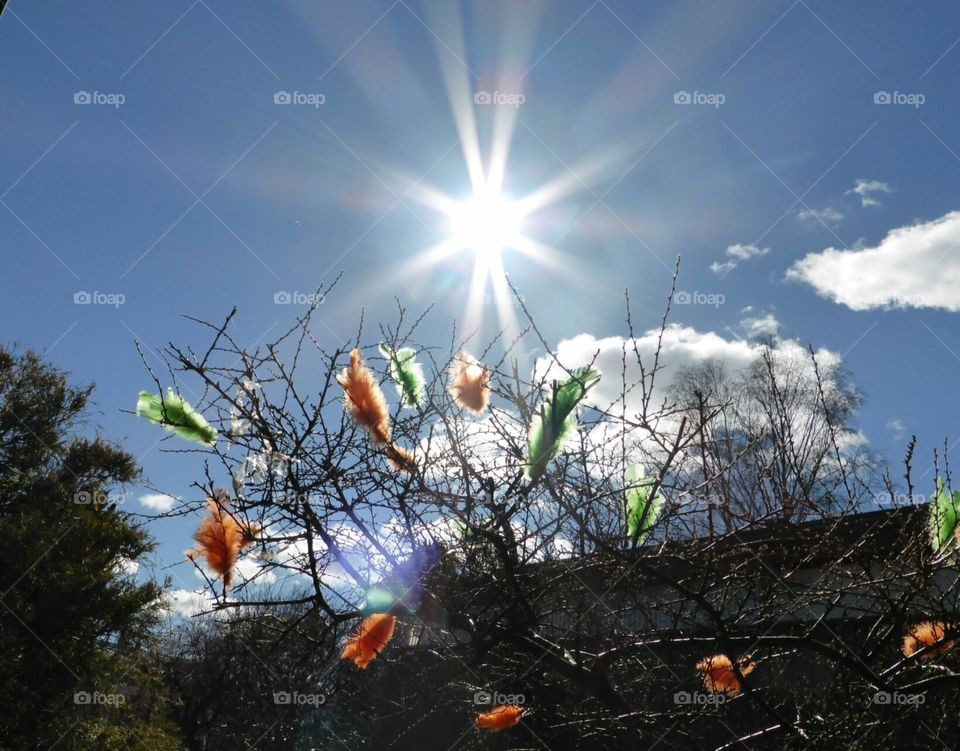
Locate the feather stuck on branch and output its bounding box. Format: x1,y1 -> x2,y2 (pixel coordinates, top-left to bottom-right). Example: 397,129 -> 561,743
379,344 -> 425,408
188,491 -> 260,589
526,366 -> 600,482
475,705 -> 528,732
449,352 -> 491,415
903,621 -> 956,660
336,348 -> 416,471
337,348 -> 392,445
696,654 -> 755,696
136,388 -> 218,446
341,613 -> 397,669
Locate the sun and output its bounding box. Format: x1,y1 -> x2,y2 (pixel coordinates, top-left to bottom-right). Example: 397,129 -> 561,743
446,185 -> 524,259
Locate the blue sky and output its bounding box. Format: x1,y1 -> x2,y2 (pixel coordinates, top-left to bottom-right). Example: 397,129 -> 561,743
3,0 -> 960,593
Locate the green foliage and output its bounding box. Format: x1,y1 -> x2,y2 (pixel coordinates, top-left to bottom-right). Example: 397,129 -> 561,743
378,344 -> 426,408
0,348 -> 182,750
625,465 -> 666,547
136,389 -> 218,446
526,366 -> 601,482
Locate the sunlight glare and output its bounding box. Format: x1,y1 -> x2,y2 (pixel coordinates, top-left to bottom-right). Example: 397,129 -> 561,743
448,186 -> 524,258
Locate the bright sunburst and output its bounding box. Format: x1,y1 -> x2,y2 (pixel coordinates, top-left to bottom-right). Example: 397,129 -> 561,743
349,6 -> 636,341
446,184 -> 525,260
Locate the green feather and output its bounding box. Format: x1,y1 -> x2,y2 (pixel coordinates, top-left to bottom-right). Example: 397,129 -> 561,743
136,389 -> 218,446
930,477 -> 959,553
379,344 -> 425,408
625,464 -> 665,546
525,366 -> 601,482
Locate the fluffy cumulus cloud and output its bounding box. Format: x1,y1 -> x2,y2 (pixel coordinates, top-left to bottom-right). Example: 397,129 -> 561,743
788,211 -> 960,311
847,178 -> 892,207
165,588 -> 215,618
533,325 -> 847,473
710,242 -> 770,274
738,309 -> 780,338
536,327 -> 758,417
139,493 -> 176,512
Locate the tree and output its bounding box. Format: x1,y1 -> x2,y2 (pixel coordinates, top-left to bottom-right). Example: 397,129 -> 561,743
0,348 -> 182,750
143,278 -> 959,750
670,340 -> 875,528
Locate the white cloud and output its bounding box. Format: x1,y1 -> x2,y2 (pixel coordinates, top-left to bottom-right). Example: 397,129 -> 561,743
740,313 -> 780,338
847,179 -> 892,207
787,211 -> 960,311
115,558 -> 139,576
139,493 -> 176,512
887,419 -> 905,441
552,538 -> 575,559
417,410 -> 525,487
537,327 -> 758,419
797,207 -> 844,224
235,557 -> 277,585
710,260 -> 736,275
164,588 -> 215,618
534,326 -> 847,474
710,242 -> 770,274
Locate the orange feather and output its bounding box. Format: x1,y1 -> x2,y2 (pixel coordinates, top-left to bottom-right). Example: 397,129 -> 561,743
337,348 -> 392,445
696,654 -> 755,697
341,613 -> 397,669
449,352 -> 491,415
903,621 -> 955,660
475,705 -> 527,732
189,494 -> 259,589
385,443 -> 417,473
